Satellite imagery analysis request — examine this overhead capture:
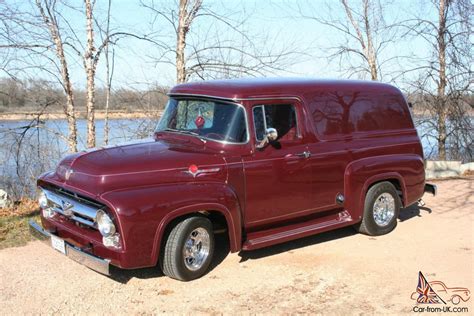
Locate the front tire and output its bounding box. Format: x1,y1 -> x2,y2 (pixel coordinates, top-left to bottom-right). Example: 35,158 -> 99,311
451,295 -> 461,305
356,181 -> 401,236
161,216 -> 215,281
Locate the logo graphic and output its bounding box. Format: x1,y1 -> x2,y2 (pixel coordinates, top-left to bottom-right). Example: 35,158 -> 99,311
184,164 -> 221,178
61,200 -> 74,217
410,271 -> 471,305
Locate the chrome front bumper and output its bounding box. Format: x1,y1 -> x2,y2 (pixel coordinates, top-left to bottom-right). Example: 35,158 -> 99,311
29,220 -> 110,275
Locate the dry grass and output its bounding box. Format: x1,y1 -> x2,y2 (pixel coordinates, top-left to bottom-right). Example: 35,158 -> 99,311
0,198 -> 40,250
462,169 -> 474,177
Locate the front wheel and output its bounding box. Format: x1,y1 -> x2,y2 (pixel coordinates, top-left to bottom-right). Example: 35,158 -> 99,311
356,181 -> 401,236
161,216 -> 215,281
451,295 -> 461,305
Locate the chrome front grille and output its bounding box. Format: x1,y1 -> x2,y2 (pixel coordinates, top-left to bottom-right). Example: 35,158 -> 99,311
42,188 -> 100,228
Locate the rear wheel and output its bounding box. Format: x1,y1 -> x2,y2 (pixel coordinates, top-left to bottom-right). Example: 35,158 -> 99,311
161,216 -> 214,281
356,181 -> 401,236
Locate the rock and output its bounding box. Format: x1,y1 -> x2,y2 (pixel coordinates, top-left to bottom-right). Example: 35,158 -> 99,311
0,189 -> 9,208
425,160 -> 462,179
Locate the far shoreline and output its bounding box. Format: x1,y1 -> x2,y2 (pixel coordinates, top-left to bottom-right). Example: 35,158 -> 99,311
0,109 -> 472,122
0,110 -> 164,121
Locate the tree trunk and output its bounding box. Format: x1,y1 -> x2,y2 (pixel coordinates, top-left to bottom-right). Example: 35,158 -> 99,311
437,109 -> 447,160
104,52 -> 110,145
363,0 -> 377,80
85,0 -> 96,148
104,46 -> 113,146
368,58 -> 378,80
437,0 -> 447,160
175,0 -> 202,83
104,0 -> 112,146
35,0 -> 77,152
176,0 -> 188,84
64,80 -> 78,153
341,0 -> 378,81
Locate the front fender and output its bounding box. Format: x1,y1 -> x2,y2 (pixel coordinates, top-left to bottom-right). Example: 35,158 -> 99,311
344,154 -> 425,220
100,182 -> 242,268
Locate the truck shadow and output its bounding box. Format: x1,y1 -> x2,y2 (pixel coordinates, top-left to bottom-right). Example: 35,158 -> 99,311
238,227 -> 356,262
107,232 -> 230,284
107,205 -> 432,283
398,203 -> 432,222
238,204 -> 433,262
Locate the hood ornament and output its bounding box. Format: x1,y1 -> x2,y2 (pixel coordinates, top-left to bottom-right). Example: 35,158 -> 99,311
61,200 -> 74,217
65,168 -> 74,180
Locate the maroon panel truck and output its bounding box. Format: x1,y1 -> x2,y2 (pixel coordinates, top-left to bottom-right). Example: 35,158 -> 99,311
29,78 -> 436,281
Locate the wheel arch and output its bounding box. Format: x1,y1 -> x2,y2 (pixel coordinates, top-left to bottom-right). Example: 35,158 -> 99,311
151,202 -> 241,266
361,174 -> 408,208
344,154 -> 422,220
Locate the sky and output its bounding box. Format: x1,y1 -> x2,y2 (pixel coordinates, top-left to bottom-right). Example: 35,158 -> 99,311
3,0 -> 437,91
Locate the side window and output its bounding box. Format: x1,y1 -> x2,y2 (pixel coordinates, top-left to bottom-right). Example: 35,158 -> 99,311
253,104 -> 298,142
253,106 -> 266,141
309,91 -> 413,139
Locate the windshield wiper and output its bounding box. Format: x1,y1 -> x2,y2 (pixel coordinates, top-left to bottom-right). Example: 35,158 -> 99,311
163,128 -> 206,143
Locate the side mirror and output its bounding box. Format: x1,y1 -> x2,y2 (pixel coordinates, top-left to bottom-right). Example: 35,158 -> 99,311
256,127 -> 278,149
266,128 -> 278,141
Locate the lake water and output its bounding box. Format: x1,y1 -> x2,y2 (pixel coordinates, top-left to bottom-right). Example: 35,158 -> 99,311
0,117 -> 468,198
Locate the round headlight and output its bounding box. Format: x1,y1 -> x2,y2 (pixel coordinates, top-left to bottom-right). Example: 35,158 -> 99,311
96,210 -> 116,237
38,189 -> 48,209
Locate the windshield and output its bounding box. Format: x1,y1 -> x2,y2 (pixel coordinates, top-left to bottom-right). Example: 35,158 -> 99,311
155,98 -> 248,143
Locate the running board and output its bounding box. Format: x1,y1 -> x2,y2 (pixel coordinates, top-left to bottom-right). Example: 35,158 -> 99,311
242,210 -> 356,251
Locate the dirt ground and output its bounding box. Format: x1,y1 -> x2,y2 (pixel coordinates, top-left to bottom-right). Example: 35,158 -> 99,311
0,178 -> 472,314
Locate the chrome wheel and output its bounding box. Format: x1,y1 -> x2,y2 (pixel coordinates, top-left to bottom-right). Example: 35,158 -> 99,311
182,227 -> 210,271
373,193 -> 395,227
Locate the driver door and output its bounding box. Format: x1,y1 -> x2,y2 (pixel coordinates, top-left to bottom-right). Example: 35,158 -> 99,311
243,100 -> 314,229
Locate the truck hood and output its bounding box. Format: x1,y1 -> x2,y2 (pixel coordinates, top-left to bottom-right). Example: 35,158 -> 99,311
51,138 -> 228,195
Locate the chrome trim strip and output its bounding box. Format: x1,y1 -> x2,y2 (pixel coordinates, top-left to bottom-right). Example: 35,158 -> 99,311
42,188 -> 99,228
252,105 -> 266,142
28,220 -> 110,275
168,93 -> 238,102
183,167 -> 222,177
50,207 -> 96,227
167,92 -> 303,103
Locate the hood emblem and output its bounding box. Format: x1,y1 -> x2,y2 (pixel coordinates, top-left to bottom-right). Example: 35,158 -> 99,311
184,165 -> 221,178
61,200 -> 74,216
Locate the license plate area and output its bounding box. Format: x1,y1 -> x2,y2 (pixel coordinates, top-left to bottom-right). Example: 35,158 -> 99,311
51,235 -> 66,255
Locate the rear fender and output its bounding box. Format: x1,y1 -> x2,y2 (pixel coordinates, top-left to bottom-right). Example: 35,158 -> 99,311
344,154 -> 425,220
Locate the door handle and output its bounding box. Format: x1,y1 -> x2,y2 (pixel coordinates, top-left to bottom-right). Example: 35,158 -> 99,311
294,151 -> 311,159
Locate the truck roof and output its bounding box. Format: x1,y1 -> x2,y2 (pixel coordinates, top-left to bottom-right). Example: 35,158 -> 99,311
169,78 -> 401,101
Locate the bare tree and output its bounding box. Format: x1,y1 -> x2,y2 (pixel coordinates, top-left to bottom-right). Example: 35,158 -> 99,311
298,0 -> 400,81
35,0 -> 78,152
84,0 -> 96,148
142,0 -> 299,83
103,0 -> 114,145
406,0 -> 473,160
176,0 -> 202,84
81,0 -> 156,147
340,0 -> 378,80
